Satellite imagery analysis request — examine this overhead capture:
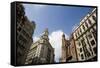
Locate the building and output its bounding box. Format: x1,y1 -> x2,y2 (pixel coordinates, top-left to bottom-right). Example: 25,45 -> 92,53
60,34 -> 72,62
60,8 -> 97,62
69,34 -> 78,62
16,3 -> 36,65
25,29 -> 54,64
72,8 -> 97,61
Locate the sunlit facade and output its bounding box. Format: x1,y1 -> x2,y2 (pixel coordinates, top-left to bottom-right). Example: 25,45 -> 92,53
73,8 -> 97,61
25,29 -> 54,64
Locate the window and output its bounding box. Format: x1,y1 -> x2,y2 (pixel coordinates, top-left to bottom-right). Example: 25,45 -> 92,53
91,28 -> 97,41
81,38 -> 86,46
17,43 -> 24,56
86,35 -> 93,55
81,38 -> 91,58
93,47 -> 97,54
85,22 -> 89,28
18,35 -> 27,45
81,54 -> 84,59
82,25 -> 85,31
80,48 -> 82,52
20,22 -> 24,27
78,42 -> 81,46
92,15 -> 96,21
22,30 -> 29,38
88,34 -> 92,39
86,52 -> 91,58
91,40 -> 95,46
88,19 -> 92,26
17,27 -> 21,32
80,28 -> 82,34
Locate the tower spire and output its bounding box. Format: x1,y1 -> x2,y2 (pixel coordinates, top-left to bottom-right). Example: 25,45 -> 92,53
40,28 -> 49,41
44,28 -> 49,36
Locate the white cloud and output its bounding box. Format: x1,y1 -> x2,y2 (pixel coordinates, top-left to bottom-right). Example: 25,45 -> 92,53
33,30 -> 69,62
49,30 -> 69,62
33,36 -> 39,42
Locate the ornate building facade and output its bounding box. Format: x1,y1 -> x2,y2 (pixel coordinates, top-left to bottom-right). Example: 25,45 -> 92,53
69,34 -> 78,62
60,34 -> 72,62
60,8 -> 97,62
16,3 -> 36,65
73,8 -> 97,61
25,29 -> 54,64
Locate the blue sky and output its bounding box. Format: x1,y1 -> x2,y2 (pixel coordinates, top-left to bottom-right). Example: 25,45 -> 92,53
23,4 -> 94,62
23,4 -> 93,36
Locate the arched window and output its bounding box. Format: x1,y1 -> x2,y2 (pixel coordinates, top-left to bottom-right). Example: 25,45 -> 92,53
80,28 -> 82,34
92,15 -> 96,21
85,22 -> 88,28
82,25 -> 85,31
88,19 -> 92,26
